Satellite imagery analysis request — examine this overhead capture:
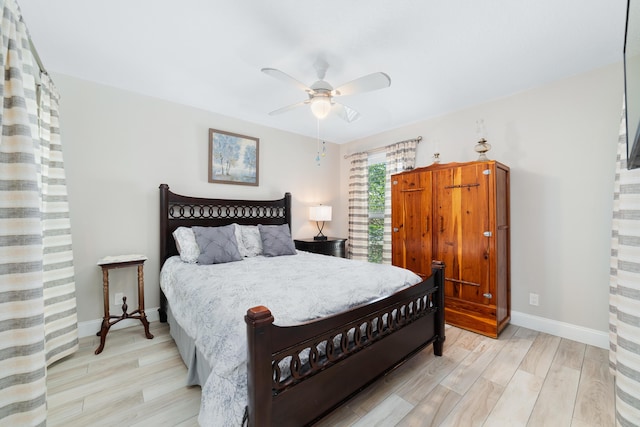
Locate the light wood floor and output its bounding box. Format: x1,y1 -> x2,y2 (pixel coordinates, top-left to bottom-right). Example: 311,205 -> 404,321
46,322 -> 615,426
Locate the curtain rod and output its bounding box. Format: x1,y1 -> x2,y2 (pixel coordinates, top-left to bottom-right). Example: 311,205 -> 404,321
343,136 -> 422,159
29,37 -> 47,75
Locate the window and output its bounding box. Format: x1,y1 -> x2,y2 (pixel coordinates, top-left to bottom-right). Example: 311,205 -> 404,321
368,152 -> 386,263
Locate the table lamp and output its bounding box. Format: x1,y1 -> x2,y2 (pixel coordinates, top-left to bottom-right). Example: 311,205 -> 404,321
309,205 -> 332,240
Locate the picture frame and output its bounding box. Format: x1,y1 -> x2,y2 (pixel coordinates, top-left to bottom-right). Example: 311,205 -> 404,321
208,128 -> 259,186
625,0 -> 640,169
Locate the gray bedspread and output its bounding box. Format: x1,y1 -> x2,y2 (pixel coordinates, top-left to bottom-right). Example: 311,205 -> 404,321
160,250 -> 421,426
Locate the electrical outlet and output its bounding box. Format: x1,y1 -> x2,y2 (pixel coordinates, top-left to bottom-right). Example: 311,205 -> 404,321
529,293 -> 539,306
115,292 -> 124,305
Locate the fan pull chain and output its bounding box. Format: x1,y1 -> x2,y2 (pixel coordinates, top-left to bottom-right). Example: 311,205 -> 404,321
316,119 -> 325,166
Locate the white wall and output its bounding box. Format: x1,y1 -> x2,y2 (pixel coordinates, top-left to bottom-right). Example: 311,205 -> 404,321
54,73 -> 342,323
338,63 -> 623,334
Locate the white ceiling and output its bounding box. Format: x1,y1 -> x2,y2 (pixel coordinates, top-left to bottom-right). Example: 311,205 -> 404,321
18,0 -> 627,144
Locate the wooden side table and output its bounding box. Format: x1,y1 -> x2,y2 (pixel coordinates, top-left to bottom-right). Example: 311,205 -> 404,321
95,254 -> 153,354
294,237 -> 347,258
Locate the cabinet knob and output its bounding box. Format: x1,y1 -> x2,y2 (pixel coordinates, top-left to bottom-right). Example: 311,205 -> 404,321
393,227 -> 399,232
483,231 -> 492,237
483,293 -> 493,299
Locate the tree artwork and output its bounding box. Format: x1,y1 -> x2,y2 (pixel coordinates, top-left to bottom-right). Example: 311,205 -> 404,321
243,144 -> 256,178
214,133 -> 241,176
209,129 -> 259,186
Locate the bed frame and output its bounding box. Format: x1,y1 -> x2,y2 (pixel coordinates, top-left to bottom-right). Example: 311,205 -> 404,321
159,184 -> 445,426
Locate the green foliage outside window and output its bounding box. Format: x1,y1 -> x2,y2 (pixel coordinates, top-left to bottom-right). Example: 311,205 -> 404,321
368,162 -> 386,263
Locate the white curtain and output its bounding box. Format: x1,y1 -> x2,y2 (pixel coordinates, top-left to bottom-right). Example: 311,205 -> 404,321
609,98 -> 640,425
382,140 -> 417,264
348,152 -> 369,260
0,1 -> 78,425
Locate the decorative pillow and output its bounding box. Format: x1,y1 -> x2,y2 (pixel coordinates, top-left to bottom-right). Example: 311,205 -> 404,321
240,225 -> 263,257
193,225 -> 242,264
258,224 -> 297,257
232,223 -> 250,257
172,227 -> 200,263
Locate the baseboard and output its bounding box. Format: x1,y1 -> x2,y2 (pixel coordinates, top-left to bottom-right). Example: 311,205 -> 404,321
77,306 -> 161,338
78,308 -> 609,349
510,310 -> 609,349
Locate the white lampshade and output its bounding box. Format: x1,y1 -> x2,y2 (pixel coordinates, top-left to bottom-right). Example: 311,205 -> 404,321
309,205 -> 332,221
310,97 -> 331,119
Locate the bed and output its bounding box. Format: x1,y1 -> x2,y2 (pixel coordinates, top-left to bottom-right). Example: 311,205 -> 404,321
158,184 -> 445,426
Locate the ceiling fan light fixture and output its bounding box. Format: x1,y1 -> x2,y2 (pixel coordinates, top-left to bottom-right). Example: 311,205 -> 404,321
310,97 -> 332,119
262,64 -> 390,122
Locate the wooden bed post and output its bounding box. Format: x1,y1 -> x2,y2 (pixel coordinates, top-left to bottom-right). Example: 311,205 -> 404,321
245,306 -> 274,427
432,260 -> 445,356
284,192 -> 292,231
159,184 -> 169,323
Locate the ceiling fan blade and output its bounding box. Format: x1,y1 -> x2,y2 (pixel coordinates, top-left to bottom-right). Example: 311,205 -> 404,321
261,68 -> 312,93
334,103 -> 361,123
333,72 -> 391,97
268,100 -> 309,116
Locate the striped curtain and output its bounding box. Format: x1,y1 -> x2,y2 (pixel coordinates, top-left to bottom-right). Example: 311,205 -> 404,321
609,99 -> 640,425
38,73 -> 78,365
0,1 -> 78,425
348,152 -> 369,260
382,140 -> 417,264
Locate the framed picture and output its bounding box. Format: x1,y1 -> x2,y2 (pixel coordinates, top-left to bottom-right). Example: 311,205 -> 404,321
208,128 -> 259,186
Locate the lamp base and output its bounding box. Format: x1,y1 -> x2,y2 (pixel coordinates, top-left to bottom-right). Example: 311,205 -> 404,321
313,235 -> 328,241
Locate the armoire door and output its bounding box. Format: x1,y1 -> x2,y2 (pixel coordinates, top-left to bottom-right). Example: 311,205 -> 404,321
434,163 -> 493,307
391,171 -> 432,279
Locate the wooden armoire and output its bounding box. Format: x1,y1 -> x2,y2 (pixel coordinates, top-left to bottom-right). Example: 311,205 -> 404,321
391,160 -> 510,338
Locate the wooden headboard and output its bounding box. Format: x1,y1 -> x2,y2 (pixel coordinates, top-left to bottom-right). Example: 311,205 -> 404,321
158,184 -> 292,320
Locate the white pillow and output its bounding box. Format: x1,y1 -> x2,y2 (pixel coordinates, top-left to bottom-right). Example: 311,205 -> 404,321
239,225 -> 263,257
172,227 -> 200,263
232,223 -> 250,257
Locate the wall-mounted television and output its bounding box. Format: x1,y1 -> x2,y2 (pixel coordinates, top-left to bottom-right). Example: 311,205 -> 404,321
625,0 -> 640,169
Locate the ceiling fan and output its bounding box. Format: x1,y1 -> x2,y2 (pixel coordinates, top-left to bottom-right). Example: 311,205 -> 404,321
261,59 -> 391,122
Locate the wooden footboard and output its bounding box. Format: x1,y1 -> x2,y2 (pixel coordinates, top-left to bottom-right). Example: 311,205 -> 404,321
245,261 -> 445,427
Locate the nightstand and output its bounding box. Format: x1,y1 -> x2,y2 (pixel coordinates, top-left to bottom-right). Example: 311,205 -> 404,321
95,254 -> 154,354
294,237 -> 347,258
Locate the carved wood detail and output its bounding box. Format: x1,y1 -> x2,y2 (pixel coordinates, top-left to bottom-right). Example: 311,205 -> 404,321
168,204 -> 287,221
271,288 -> 438,392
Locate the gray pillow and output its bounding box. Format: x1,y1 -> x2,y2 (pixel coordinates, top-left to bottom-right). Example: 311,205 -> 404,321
258,224 -> 297,257
193,225 -> 242,264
